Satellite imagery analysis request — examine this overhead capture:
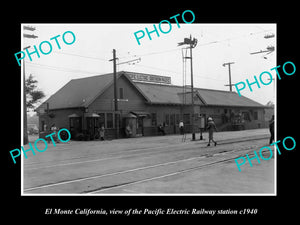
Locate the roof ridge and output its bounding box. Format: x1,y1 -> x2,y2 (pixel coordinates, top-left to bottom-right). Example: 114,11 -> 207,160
134,80 -> 235,93
69,71 -> 234,94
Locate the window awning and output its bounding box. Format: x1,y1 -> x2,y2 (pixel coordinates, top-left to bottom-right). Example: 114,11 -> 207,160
68,113 -> 80,118
124,113 -> 137,118
84,113 -> 100,117
130,111 -> 150,118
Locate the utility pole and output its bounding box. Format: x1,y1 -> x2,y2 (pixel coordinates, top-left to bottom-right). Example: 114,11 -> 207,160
189,35 -> 196,141
223,62 -> 235,92
23,26 -> 38,145
109,51 -> 140,139
23,56 -> 28,145
110,49 -> 119,139
178,35 -> 198,141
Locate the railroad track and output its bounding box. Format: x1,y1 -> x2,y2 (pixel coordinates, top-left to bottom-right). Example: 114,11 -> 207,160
23,135 -> 271,194
85,142 -> 273,194
24,134 -> 269,169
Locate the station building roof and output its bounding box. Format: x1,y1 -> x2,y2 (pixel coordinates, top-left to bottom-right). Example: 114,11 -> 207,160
134,81 -> 264,107
37,71 -> 265,111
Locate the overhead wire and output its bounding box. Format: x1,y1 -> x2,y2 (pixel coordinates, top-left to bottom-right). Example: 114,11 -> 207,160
25,27 -> 275,82
52,51 -> 109,61
136,48 -> 181,57
26,61 -> 101,74
134,28 -> 275,58
134,63 -> 226,83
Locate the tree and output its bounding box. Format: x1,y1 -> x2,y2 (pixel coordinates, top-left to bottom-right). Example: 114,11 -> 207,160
25,74 -> 45,110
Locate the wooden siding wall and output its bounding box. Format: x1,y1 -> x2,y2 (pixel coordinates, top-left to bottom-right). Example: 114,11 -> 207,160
88,76 -> 147,112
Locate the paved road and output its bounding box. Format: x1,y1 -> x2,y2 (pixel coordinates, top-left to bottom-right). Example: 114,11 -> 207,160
23,129 -> 275,195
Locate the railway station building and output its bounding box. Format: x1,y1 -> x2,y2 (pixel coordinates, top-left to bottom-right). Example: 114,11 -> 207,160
36,71 -> 271,140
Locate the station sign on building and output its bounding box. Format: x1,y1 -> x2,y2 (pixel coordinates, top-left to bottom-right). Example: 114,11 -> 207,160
126,72 -> 171,84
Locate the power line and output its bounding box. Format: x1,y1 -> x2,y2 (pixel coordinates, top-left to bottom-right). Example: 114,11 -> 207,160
26,28 -> 274,70
26,61 -> 101,74
133,29 -> 274,59
134,64 -> 178,74
136,48 -> 181,57
134,64 -> 226,82
198,28 -> 274,48
52,51 -> 109,61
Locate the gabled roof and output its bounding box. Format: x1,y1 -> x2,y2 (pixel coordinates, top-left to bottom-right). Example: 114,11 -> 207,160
134,81 -> 264,107
195,88 -> 264,107
37,73 -> 118,110
37,71 -> 264,111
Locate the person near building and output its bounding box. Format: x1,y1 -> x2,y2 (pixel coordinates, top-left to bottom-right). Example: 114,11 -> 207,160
50,123 -> 59,143
179,120 -> 184,135
125,124 -> 132,138
99,124 -> 105,141
206,117 -> 218,147
158,124 -> 165,135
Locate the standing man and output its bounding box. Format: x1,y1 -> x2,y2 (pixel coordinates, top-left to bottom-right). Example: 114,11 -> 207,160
125,124 -> 132,138
269,115 -> 274,144
50,123 -> 59,143
179,120 -> 184,135
207,117 -> 218,146
158,124 -> 165,136
99,124 -> 105,141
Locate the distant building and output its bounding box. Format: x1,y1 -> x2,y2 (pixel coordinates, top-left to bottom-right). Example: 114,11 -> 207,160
36,71 -> 271,140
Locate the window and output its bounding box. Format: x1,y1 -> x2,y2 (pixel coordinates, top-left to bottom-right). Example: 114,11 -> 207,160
215,108 -> 220,113
94,118 -> 99,129
242,112 -> 251,121
254,111 -> 258,120
106,113 -> 113,128
151,113 -> 157,126
119,88 -> 124,99
86,117 -> 93,131
183,113 -> 190,125
98,113 -> 105,127
165,114 -> 170,126
137,117 -> 143,129
70,117 -> 82,132
170,114 -> 175,126
176,114 -> 180,124
41,120 -> 45,131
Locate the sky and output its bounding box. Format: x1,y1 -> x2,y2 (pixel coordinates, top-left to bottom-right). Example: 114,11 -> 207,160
22,23 -> 276,114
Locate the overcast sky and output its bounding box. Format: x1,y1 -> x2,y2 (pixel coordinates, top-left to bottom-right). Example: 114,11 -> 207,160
22,23 -> 276,113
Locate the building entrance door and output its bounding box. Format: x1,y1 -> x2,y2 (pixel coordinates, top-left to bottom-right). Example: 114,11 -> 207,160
86,117 -> 95,139
85,113 -> 100,140
170,114 -> 176,134
137,117 -> 144,136
69,115 -> 82,139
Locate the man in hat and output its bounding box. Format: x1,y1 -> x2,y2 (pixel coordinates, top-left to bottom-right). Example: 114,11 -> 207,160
179,120 -> 184,135
206,117 -> 218,146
